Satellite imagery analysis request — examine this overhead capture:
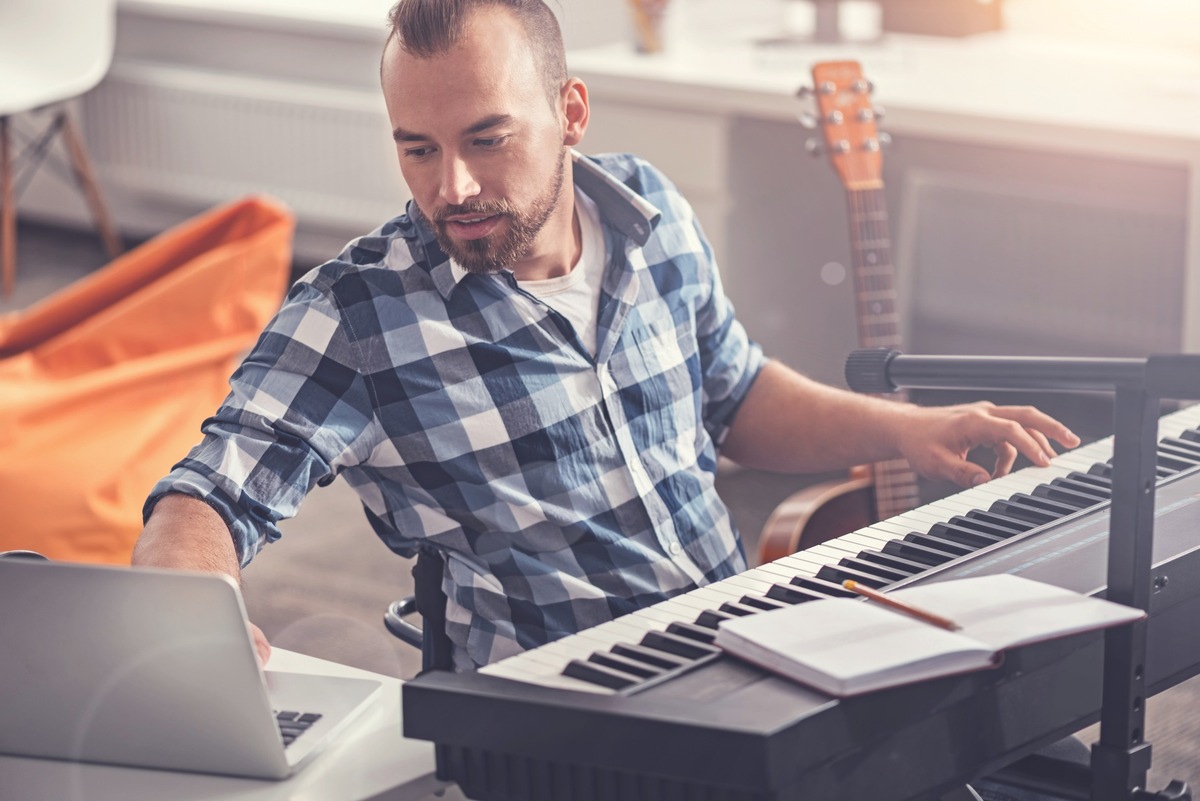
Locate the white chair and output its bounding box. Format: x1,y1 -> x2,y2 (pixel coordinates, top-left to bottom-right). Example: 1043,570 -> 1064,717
0,0 -> 123,297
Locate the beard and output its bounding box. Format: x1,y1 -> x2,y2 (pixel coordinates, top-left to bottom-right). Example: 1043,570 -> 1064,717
417,156 -> 566,275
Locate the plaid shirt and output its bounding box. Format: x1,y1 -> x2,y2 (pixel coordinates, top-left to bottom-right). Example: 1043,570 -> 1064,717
146,153 -> 765,669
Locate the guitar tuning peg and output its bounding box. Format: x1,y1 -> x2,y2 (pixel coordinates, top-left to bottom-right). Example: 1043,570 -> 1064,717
833,139 -> 851,154
863,138 -> 881,152
796,85 -> 813,99
818,80 -> 837,95
856,108 -> 875,123
798,111 -> 818,130
826,110 -> 844,126
878,132 -> 893,148
852,78 -> 874,94
873,104 -> 887,120
804,138 -> 825,157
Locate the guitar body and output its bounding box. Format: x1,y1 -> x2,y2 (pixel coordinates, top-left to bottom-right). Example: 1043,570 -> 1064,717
757,467 -> 874,564
756,61 -> 919,566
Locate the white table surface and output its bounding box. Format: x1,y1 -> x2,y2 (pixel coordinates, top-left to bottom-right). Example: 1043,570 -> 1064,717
0,649 -> 461,801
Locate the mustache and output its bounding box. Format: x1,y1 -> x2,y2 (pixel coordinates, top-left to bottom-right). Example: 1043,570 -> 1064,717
433,200 -> 512,223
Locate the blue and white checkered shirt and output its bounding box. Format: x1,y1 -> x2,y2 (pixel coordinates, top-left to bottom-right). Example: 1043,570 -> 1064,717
146,152 -> 765,669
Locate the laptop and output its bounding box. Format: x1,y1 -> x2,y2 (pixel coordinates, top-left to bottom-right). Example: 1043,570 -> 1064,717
0,559 -> 383,780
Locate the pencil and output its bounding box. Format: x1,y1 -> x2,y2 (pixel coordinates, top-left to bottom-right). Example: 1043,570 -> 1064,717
842,580 -> 962,632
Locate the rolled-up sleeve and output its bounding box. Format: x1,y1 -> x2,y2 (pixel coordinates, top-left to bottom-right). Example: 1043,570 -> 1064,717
143,280 -> 377,565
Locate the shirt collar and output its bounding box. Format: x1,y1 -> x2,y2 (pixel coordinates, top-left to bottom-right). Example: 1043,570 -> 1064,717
413,151 -> 662,300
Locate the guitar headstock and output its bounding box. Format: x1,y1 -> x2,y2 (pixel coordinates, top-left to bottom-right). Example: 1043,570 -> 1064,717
799,61 -> 885,190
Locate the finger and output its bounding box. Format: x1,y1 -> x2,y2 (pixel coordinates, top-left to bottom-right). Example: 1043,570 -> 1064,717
991,406 -> 1080,449
1026,427 -> 1056,462
991,441 -> 1017,478
979,417 -> 1052,468
249,623 -> 272,668
956,461 -> 992,488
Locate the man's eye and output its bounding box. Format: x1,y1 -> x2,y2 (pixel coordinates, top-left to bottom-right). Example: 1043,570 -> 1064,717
404,146 -> 433,158
475,136 -> 508,149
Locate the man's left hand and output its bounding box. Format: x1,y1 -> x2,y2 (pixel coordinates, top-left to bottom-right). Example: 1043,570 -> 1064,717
894,401 -> 1081,488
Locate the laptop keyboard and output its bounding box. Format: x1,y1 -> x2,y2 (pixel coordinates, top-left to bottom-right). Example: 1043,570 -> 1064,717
275,710 -> 322,747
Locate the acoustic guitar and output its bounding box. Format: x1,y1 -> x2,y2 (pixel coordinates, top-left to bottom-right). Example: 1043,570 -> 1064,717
757,61 -> 920,565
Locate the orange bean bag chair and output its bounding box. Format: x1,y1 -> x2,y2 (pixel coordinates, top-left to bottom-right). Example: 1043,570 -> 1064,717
0,197 -> 294,563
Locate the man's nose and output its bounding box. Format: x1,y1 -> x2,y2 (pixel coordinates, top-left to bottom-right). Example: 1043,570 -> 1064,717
439,156 -> 480,206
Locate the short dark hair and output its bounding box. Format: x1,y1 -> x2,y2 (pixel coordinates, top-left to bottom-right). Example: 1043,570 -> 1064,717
385,0 -> 567,103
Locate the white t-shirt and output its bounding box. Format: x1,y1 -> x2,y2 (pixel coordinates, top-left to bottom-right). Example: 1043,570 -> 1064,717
519,187 -> 607,356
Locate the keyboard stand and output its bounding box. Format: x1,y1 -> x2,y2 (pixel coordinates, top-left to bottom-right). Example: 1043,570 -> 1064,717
849,351 -> 1200,801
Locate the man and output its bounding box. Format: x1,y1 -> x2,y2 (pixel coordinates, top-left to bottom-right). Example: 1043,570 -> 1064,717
133,0 -> 1078,673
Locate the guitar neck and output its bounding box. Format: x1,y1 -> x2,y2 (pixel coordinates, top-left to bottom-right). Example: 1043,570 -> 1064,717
846,185 -> 900,351
845,185 -> 920,519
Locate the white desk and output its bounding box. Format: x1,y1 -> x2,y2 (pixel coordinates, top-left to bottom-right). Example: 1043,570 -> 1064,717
0,649 -> 463,801
569,32 -> 1200,384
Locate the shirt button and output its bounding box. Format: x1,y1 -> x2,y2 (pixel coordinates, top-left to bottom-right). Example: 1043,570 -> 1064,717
669,542 -> 682,555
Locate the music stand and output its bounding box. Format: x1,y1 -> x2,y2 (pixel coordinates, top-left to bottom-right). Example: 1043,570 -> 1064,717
845,349 -> 1198,801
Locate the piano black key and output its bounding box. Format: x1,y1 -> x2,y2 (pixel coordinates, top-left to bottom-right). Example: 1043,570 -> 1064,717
945,514 -> 1023,538
611,642 -> 688,670
1050,476 -> 1109,500
789,575 -> 857,598
1008,492 -> 1080,517
719,601 -> 766,617
666,621 -> 717,645
927,522 -> 1005,549
837,557 -> 911,583
695,609 -> 734,629
882,539 -> 956,566
641,630 -> 720,660
857,549 -> 927,575
563,658 -> 640,690
589,651 -> 663,679
903,532 -> 975,557
1180,428 -> 1200,444
988,499 -> 1058,526
1065,471 -> 1111,492
738,594 -> 788,611
766,583 -> 826,605
965,509 -> 1036,532
1032,483 -> 1099,509
1159,436 -> 1200,457
1157,449 -> 1199,471
815,564 -> 887,590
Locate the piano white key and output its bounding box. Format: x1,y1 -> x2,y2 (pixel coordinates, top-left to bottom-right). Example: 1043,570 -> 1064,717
746,561 -> 810,582
862,518 -> 921,539
805,539 -> 867,559
719,573 -> 777,595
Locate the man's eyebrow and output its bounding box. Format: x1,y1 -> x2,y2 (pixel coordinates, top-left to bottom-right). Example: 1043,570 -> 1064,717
464,114 -> 513,135
392,126 -> 427,143
392,114 -> 514,143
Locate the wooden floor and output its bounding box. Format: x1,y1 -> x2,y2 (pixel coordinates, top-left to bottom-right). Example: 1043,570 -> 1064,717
12,220 -> 1198,792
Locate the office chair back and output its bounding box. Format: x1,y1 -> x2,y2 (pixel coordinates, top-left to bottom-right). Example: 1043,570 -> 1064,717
384,550 -> 454,673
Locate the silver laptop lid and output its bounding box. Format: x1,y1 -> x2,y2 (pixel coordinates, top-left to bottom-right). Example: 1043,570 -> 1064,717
0,559 -> 378,779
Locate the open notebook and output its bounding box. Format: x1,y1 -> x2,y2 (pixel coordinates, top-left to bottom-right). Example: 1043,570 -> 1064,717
714,574 -> 1145,697
0,559 -> 382,779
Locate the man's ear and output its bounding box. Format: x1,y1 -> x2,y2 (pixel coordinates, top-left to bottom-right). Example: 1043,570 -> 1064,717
561,78 -> 589,147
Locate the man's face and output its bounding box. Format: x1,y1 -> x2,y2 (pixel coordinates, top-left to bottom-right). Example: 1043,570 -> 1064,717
381,8 -> 569,275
